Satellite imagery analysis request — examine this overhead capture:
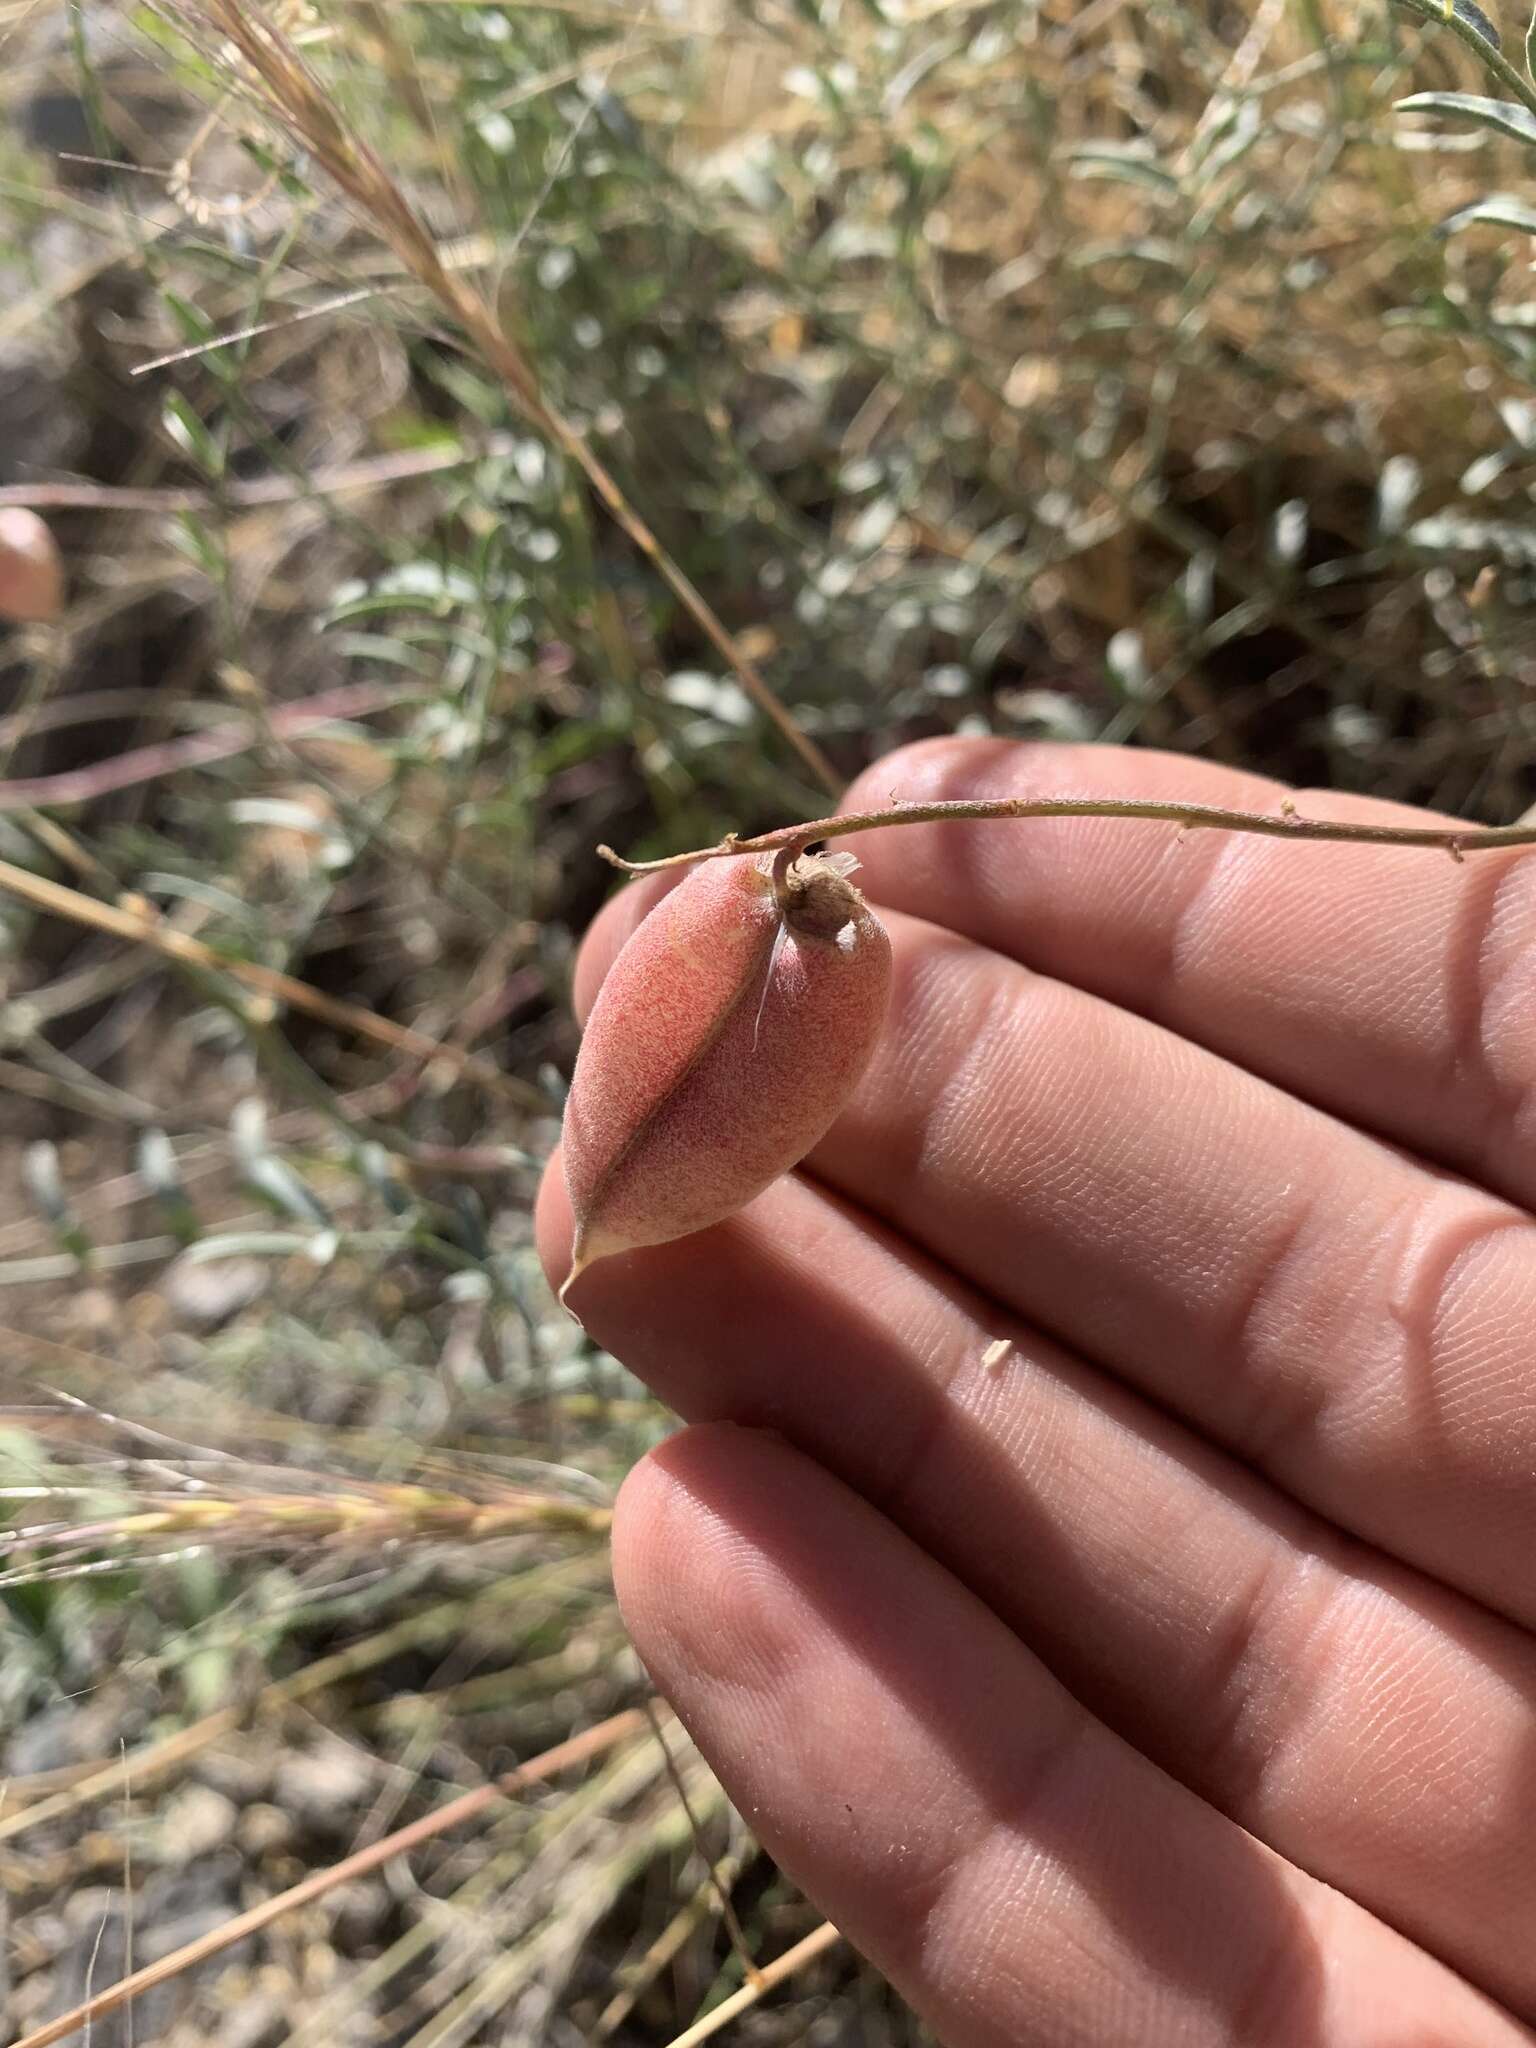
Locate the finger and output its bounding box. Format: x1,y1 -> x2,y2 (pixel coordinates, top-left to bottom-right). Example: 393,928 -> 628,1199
795,902 -> 1536,1633
539,1164 -> 1536,2018
616,1426 -> 1529,2048
835,738 -> 1536,1211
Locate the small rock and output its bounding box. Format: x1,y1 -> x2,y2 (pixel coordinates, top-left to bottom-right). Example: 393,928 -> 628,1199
165,1252 -> 267,1328
324,1878 -> 392,1954
236,1802 -> 294,1859
192,1747 -> 272,1807
153,1783 -> 238,1864
273,1737 -> 377,1838
5,1697 -> 124,1776
214,1983 -> 290,2048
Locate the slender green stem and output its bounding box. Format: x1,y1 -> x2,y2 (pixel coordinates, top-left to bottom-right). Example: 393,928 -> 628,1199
1395,0 -> 1536,121
598,795 -> 1536,875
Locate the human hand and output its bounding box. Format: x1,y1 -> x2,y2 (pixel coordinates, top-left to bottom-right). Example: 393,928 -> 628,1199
538,737 -> 1536,2047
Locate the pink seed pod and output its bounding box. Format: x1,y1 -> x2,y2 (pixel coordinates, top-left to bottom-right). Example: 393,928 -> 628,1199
0,509 -> 64,624
560,848 -> 892,1301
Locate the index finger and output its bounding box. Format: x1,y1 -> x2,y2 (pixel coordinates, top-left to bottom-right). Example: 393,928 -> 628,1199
837,737 -> 1536,1208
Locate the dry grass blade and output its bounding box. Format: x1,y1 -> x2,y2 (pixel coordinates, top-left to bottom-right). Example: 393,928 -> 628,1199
0,1477 -> 613,1590
0,434 -> 523,513
661,1921 -> 844,2048
594,1844 -> 754,2039
0,678 -> 403,812
645,1699 -> 762,1988
0,1550 -> 613,1847
189,0 -> 840,796
0,852 -> 544,1107
9,1706 -> 650,2048
0,1706 -> 244,1841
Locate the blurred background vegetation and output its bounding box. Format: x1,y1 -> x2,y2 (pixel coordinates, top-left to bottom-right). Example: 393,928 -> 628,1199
1,0 -> 1534,2039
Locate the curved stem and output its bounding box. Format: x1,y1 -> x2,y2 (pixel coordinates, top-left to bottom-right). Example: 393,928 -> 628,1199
1394,0 -> 1536,121
598,795 -> 1536,875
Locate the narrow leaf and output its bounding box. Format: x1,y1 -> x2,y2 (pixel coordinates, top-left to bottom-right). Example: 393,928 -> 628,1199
1435,192 -> 1536,234
1448,0 -> 1502,45
1400,0 -> 1504,45
1395,91 -> 1536,147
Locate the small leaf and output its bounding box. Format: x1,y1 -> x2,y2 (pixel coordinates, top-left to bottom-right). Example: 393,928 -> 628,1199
1400,0 -> 1504,44
1408,511 -> 1536,562
1395,92 -> 1536,147
355,1142 -> 414,1218
182,1231 -> 323,1263
1067,143 -> 1178,196
1191,95 -> 1262,184
1269,499 -> 1309,569
1106,627 -> 1151,700
1435,193 -> 1536,234
161,392 -> 225,479
21,1141 -> 65,1226
1461,449 -> 1513,494
22,1143 -> 90,1266
137,1129 -> 200,1246
1448,0 -> 1503,45
1374,454 -> 1422,537
1180,550 -> 1217,627
230,1099 -> 332,1229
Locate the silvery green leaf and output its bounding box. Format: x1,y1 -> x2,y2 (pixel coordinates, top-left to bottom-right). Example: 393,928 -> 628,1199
356,1142 -> 414,1218
181,1231 -> 318,1264
1396,92 -> 1536,147
1181,550 -> 1216,628
243,1156 -> 332,1229
1068,147 -> 1178,196
1435,192 -> 1536,234
846,496 -> 899,555
1270,499 -> 1309,568
1408,511 -> 1536,562
663,672 -> 754,729
22,1142 -> 65,1224
1450,0 -> 1502,44
1106,628 -> 1150,699
1399,0 -> 1503,46
1461,450 -> 1513,493
137,1129 -> 200,1245
1374,455 -> 1421,537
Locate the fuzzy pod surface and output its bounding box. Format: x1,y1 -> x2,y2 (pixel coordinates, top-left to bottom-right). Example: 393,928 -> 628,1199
560,849 -> 892,1299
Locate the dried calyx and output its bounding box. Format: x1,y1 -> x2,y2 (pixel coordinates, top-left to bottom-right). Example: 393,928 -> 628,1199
771,846 -> 865,939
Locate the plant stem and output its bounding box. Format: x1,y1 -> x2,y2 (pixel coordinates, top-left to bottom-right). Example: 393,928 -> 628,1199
1395,0 -> 1536,122
598,794 -> 1536,874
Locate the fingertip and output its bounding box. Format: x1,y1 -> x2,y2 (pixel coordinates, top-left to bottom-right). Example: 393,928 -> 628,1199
613,1423 -> 804,1695
610,1428 -> 701,1626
